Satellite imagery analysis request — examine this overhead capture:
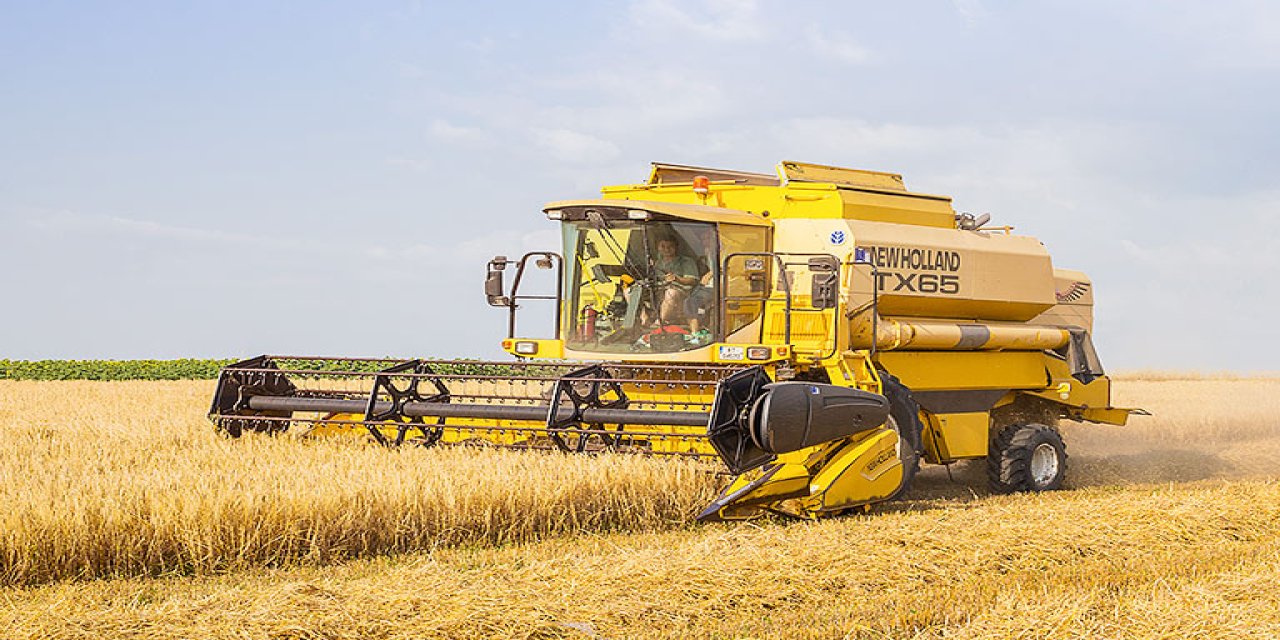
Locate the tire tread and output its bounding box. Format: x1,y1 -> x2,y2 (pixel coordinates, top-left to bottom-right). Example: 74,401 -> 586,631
987,423 -> 1067,493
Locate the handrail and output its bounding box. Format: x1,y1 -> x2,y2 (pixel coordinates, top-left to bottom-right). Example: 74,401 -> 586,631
850,251 -> 880,358
720,252 -> 793,343
774,252 -> 842,361
505,251 -> 564,339
719,251 -> 845,359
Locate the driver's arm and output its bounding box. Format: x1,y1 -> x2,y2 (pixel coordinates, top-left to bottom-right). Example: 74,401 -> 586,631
665,257 -> 698,286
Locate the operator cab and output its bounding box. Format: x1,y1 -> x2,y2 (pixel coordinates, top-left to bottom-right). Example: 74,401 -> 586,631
551,204 -> 769,354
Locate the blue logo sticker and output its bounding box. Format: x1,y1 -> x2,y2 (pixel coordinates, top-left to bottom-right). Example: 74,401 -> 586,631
809,385 -> 820,395
854,246 -> 870,263
829,230 -> 846,245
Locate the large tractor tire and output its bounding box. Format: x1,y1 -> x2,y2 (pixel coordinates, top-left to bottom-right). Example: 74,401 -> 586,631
987,423 -> 1068,493
881,373 -> 924,500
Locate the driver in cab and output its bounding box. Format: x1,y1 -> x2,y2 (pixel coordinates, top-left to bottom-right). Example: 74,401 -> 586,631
652,237 -> 698,324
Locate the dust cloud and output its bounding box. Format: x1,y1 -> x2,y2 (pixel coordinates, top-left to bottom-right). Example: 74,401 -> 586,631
904,378 -> 1280,502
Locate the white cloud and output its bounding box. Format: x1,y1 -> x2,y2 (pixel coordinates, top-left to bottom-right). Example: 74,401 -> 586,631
26,210 -> 485,267
27,211 -> 285,248
768,118 -> 988,157
427,119 -> 491,145
807,26 -> 872,66
950,0 -> 986,26
463,36 -> 496,54
1119,190 -> 1280,274
762,117 -> 1157,203
1137,2 -> 1280,70
627,0 -> 765,42
525,67 -> 733,139
529,128 -> 622,164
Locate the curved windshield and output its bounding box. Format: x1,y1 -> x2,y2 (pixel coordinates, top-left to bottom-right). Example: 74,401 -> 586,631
563,219 -> 718,353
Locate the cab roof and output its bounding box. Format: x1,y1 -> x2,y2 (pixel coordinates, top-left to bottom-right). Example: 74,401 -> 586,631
542,199 -> 772,227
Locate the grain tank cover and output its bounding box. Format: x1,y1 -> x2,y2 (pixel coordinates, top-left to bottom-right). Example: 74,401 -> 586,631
647,162 -> 780,186
778,160 -> 909,192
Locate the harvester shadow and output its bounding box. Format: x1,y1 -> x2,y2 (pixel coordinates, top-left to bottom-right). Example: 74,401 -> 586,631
874,461 -> 993,515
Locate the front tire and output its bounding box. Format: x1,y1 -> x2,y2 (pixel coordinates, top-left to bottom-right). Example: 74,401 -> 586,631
987,423 -> 1067,493
881,373 -> 924,500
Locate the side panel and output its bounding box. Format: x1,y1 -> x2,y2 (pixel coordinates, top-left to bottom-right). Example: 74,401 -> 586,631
768,218 -> 1058,323
804,428 -> 906,511
878,351 -> 1052,464
875,351 -> 1048,391
924,412 -> 990,459
850,221 -> 1057,322
1032,268 -> 1096,333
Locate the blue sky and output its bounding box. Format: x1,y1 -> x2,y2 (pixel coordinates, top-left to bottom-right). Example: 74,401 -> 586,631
2,1 -> 1277,370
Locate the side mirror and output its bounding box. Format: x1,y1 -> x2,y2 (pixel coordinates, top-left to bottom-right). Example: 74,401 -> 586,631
485,256 -> 510,306
808,256 -> 839,310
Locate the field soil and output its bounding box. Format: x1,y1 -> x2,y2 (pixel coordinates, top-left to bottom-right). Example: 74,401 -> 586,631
2,377 -> 1279,638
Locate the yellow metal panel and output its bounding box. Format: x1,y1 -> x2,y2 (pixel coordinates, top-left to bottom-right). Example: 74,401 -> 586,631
1081,407 -> 1131,426
602,183 -> 795,219
875,351 -> 1049,391
646,162 -> 780,186
1035,357 -> 1113,407
1026,359 -> 1136,426
929,412 -> 989,459
561,343 -> 713,363
1037,268 -> 1096,332
763,302 -> 834,347
838,189 -> 956,228
803,427 -> 905,512
781,184 -> 844,219
846,220 -> 1057,321
779,160 -> 908,192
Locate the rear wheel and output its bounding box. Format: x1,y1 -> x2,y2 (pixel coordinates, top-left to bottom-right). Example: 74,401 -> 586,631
987,423 -> 1067,493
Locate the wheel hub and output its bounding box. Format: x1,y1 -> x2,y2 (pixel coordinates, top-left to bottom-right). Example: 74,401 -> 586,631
1030,442 -> 1059,486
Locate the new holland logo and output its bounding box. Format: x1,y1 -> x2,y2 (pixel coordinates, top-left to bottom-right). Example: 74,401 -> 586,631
829,230 -> 847,245
1056,281 -> 1091,303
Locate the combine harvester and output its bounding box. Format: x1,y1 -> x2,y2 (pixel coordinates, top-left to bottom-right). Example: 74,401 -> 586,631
210,161 -> 1135,521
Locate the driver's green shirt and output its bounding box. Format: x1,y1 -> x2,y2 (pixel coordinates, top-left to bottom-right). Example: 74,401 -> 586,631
654,254 -> 698,290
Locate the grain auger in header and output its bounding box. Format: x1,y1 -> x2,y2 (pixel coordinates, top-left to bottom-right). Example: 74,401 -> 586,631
209,160 -> 1140,521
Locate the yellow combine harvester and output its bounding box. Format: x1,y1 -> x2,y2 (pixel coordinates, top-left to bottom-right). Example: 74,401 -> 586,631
210,160 -> 1135,521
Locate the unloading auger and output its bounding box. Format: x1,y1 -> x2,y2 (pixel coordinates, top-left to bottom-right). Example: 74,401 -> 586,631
209,160 -> 1138,521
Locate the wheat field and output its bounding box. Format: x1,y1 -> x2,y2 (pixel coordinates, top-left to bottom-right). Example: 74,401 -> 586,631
2,375 -> 1280,638
0,381 -> 719,586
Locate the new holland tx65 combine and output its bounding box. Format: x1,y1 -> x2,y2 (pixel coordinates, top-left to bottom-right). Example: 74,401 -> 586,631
210,161 -> 1134,521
